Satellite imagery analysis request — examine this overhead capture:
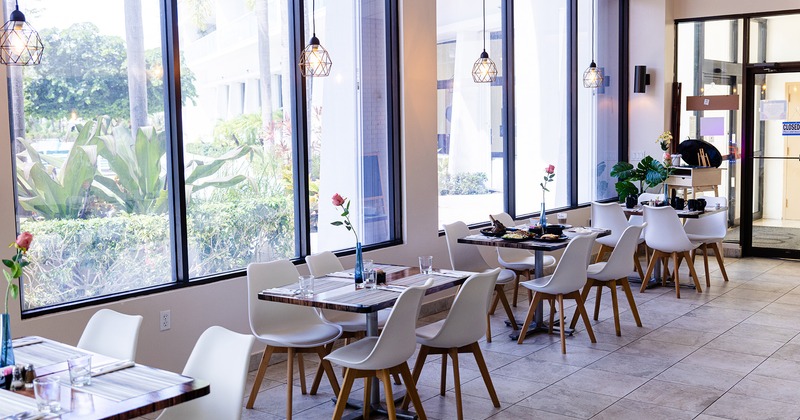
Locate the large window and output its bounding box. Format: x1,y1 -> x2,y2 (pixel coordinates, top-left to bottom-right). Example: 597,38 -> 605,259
437,0 -> 624,228
9,0 -> 398,312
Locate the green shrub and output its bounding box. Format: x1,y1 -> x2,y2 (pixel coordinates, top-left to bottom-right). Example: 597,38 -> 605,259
439,171 -> 489,196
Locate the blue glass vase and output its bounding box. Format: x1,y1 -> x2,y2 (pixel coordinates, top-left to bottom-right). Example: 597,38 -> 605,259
539,202 -> 547,230
353,241 -> 364,287
0,313 -> 14,368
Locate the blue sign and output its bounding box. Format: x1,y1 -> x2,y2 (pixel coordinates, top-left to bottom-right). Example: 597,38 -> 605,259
783,121 -> 800,136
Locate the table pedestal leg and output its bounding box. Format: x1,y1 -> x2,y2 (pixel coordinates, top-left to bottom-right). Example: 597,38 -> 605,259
508,251 -> 574,340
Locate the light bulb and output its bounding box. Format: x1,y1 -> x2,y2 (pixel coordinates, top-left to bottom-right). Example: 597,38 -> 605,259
10,32 -> 25,56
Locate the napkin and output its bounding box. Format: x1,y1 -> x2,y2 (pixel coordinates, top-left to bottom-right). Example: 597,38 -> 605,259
261,288 -> 300,296
326,271 -> 354,279
92,360 -> 135,377
436,269 -> 475,278
379,285 -> 407,293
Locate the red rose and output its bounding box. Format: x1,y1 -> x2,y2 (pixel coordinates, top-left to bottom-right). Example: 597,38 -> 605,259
15,232 -> 33,251
545,164 -> 555,174
332,193 -> 345,207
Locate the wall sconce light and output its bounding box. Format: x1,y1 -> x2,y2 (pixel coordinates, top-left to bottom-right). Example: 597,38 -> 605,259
633,65 -> 650,93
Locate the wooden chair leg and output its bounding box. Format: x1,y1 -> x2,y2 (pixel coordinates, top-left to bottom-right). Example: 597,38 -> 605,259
401,346 -> 429,410
593,283 -> 603,321
379,370 -> 397,419
246,346 -> 274,409
673,252 -> 681,299
620,278 -> 643,327
557,294 -> 566,354
489,292 -> 500,315
711,242 -> 729,282
683,251 -> 703,293
640,250 -> 661,293
398,363 -> 427,419
313,345 -> 340,395
286,348 -> 295,420
701,243 -> 710,287
609,280 -> 621,336
393,372 -> 402,385
518,292 -> 543,344
595,244 -> 611,263
440,353 -> 447,396
363,375 -> 373,419
297,352 -> 307,395
496,285 -> 518,329
572,291 -> 597,344
332,368 -> 357,420
449,348 -> 463,420
486,313 -> 492,343
570,279 -> 594,330
548,298 -> 555,335
470,342 -> 500,407
634,253 -> 645,280
512,272 -> 521,308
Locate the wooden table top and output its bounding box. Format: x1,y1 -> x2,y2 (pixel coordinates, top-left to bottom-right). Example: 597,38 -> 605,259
459,227 -> 611,251
621,204 -> 728,219
2,336 -> 209,420
257,265 -> 473,313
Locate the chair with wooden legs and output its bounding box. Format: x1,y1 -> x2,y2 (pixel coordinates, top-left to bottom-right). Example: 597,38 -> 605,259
683,196 -> 730,286
245,260 -> 343,420
304,251 -> 395,392
400,269 -> 502,419
569,224 -> 645,336
443,221 -> 518,343
591,202 -> 646,280
518,233 -> 598,353
491,212 -> 556,307
326,279 -> 434,420
639,205 -> 703,298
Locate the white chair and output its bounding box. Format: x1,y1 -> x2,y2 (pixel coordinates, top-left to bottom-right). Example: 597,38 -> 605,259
591,202 -> 646,279
640,205 -> 703,298
401,269 -> 502,419
569,225 -> 645,337
491,212 -> 556,307
443,221 -> 518,342
246,260 -> 342,420
517,233 -> 598,353
683,196 -> 730,286
304,251 -> 394,392
326,279 -> 434,420
77,309 -> 143,361
157,326 -> 255,420
627,192 -> 663,228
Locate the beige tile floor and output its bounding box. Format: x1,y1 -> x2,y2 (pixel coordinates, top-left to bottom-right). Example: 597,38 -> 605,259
172,257 -> 800,419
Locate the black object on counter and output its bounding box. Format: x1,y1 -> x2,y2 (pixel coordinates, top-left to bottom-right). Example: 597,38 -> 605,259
677,139 -> 723,167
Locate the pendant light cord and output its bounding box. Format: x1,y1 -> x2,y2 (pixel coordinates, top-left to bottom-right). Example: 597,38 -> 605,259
482,0 -> 486,52
312,0 -> 316,36
591,0 -> 595,60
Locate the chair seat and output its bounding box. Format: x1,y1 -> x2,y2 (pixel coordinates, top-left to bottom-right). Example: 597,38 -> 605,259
498,254 -> 556,271
497,269 -> 517,284
414,319 -> 444,346
598,235 -> 645,248
322,309 -> 390,332
519,275 -> 552,292
685,233 -> 724,243
256,323 -> 342,348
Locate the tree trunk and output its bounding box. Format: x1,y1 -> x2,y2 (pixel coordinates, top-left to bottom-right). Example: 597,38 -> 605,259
124,0 -> 148,137
6,0 -> 24,147
255,0 -> 273,134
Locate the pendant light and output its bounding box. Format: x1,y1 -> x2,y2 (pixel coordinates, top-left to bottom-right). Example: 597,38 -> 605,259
0,0 -> 43,66
472,0 -> 497,83
299,0 -> 331,77
582,0 -> 603,88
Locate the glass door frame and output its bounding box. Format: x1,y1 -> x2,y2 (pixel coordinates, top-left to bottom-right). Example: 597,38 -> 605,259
742,62 -> 800,258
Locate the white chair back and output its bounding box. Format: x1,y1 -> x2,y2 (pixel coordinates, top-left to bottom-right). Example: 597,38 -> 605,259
424,269 -> 500,348
592,224 -> 646,280
643,206 -> 696,252
591,202 -> 630,245
628,193 -> 661,227
443,221 -> 491,272
683,196 -> 728,239
77,309 -> 143,361
540,233 -> 597,295
354,279 -> 433,370
157,326 -> 255,420
247,260 -> 334,340
305,251 -> 344,277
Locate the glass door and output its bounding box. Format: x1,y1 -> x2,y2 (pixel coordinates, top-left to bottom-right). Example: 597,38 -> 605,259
743,68 -> 800,258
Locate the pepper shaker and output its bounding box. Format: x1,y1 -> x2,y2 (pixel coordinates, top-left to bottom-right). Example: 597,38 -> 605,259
23,364 -> 35,389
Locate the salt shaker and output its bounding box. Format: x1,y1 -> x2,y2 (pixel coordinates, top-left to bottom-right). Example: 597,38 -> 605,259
10,365 -> 24,391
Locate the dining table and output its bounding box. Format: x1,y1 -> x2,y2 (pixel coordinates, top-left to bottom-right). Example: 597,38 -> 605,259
258,264 -> 473,420
458,226 -> 611,340
1,336 -> 209,420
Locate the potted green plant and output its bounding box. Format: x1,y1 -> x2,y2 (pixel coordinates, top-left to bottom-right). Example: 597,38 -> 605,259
610,155 -> 671,204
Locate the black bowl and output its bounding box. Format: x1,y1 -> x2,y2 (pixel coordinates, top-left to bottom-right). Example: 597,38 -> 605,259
480,227 -> 506,237
544,224 -> 569,236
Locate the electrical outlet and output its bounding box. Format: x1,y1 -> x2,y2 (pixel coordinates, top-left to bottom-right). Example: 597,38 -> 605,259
160,310 -> 171,331
632,151 -> 645,160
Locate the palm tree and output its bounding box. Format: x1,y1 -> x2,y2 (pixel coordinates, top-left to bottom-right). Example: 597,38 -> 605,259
254,0 -> 273,132
124,0 -> 148,137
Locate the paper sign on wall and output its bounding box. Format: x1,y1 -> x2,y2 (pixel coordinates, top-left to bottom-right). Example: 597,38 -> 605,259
700,117 -> 725,136
783,122 -> 800,136
760,100 -> 787,120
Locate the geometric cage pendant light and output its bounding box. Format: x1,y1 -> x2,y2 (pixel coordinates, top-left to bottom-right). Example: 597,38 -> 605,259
0,0 -> 43,66
472,0 -> 497,83
582,0 -> 603,88
298,0 -> 331,77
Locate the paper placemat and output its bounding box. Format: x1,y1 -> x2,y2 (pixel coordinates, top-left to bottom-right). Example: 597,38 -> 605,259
0,389 -> 37,418
58,365 -> 191,402
14,340 -> 91,369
